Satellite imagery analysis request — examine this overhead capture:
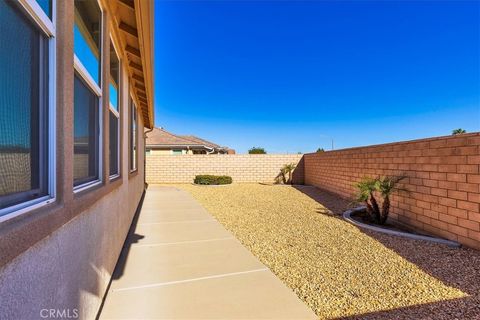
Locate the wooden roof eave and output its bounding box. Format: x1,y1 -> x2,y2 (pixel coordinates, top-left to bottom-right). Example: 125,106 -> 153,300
134,0 -> 154,129
100,0 -> 154,129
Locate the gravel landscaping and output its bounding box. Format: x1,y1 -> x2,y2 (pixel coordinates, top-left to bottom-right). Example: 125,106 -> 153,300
176,183 -> 480,319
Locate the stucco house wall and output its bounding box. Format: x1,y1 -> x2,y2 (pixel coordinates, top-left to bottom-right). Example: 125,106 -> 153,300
0,1 -> 151,319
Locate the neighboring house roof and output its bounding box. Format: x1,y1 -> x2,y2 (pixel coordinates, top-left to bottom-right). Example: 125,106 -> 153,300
146,127 -> 228,151
177,135 -> 221,149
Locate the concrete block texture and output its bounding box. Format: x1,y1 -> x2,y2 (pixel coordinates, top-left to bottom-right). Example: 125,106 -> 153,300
146,154 -> 304,184
303,133 -> 480,249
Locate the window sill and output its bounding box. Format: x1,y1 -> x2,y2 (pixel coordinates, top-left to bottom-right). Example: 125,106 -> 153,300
1,177 -> 124,269
109,174 -> 120,181
129,169 -> 138,179
0,196 -> 55,224
73,180 -> 102,195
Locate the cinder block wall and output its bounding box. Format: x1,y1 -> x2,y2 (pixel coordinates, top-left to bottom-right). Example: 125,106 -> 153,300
146,154 -> 304,184
304,133 -> 480,249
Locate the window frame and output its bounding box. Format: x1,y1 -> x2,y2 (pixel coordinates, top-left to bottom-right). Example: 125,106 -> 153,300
72,0 -> 103,193
109,37 -> 121,180
129,97 -> 138,173
0,0 -> 57,222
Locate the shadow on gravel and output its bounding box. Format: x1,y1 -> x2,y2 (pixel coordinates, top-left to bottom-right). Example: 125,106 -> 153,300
338,295 -> 479,320
293,185 -> 350,217
294,185 -> 480,319
355,229 -> 480,319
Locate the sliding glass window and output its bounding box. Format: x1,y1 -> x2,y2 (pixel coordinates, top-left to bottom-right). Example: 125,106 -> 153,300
73,0 -> 102,189
109,41 -> 120,178
129,99 -> 137,172
35,0 -> 52,19
73,75 -> 99,185
0,1 -> 55,216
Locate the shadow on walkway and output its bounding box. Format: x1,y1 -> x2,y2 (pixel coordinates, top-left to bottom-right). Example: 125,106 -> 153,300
95,190 -> 146,320
112,190 -> 146,280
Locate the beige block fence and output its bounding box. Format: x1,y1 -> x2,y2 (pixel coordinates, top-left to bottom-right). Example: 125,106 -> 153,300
146,154 -> 304,184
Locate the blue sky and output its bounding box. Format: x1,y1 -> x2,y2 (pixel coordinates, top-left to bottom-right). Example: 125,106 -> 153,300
154,0 -> 479,154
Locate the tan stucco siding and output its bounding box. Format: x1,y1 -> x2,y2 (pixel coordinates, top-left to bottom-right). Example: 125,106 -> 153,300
0,1 -> 149,318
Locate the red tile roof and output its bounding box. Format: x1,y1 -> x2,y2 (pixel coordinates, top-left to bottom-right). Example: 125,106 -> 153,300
146,127 -> 226,150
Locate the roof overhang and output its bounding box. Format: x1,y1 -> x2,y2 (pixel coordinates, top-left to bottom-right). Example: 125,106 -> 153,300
101,0 -> 154,128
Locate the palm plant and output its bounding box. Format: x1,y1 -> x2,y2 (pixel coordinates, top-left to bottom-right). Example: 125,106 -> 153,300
275,167 -> 287,184
354,175 -> 407,225
354,177 -> 381,223
452,128 -> 466,135
283,163 -> 297,184
377,176 -> 407,224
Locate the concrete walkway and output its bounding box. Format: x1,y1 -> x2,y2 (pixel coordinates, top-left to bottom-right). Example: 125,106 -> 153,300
99,186 -> 316,319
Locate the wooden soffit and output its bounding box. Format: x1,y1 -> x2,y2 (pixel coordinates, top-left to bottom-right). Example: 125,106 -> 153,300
102,0 -> 154,128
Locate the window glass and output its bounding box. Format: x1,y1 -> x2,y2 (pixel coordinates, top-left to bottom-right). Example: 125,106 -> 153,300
109,41 -> 120,177
109,41 -> 119,111
130,101 -> 137,171
172,150 -> 183,155
74,0 -> 101,85
35,0 -> 52,19
0,1 -> 49,210
73,75 -> 99,186
109,111 -> 119,176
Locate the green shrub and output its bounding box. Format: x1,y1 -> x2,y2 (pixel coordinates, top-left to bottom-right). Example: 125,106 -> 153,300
194,175 -> 232,185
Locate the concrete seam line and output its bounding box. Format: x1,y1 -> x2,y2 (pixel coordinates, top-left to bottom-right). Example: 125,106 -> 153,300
132,237 -> 235,247
343,207 -> 461,248
136,219 -> 216,225
112,268 -> 269,292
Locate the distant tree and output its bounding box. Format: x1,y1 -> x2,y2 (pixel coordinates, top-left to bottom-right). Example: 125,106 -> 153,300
316,148 -> 325,153
248,147 -> 266,154
297,151 -> 302,154
452,128 -> 466,135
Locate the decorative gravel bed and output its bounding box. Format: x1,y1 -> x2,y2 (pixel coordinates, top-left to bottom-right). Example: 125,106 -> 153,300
176,183 -> 480,319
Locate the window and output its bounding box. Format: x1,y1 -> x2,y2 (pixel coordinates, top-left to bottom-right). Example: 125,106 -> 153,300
35,0 -> 52,19
73,0 -> 102,189
74,1 -> 101,86
172,150 -> 183,155
129,99 -> 137,172
109,40 -> 120,178
73,75 -> 99,186
0,1 -> 54,216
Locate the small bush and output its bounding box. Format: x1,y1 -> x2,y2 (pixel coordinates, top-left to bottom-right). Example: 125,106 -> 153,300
194,175 -> 232,185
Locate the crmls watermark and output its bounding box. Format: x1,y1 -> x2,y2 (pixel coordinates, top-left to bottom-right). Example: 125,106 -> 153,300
40,308 -> 79,319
